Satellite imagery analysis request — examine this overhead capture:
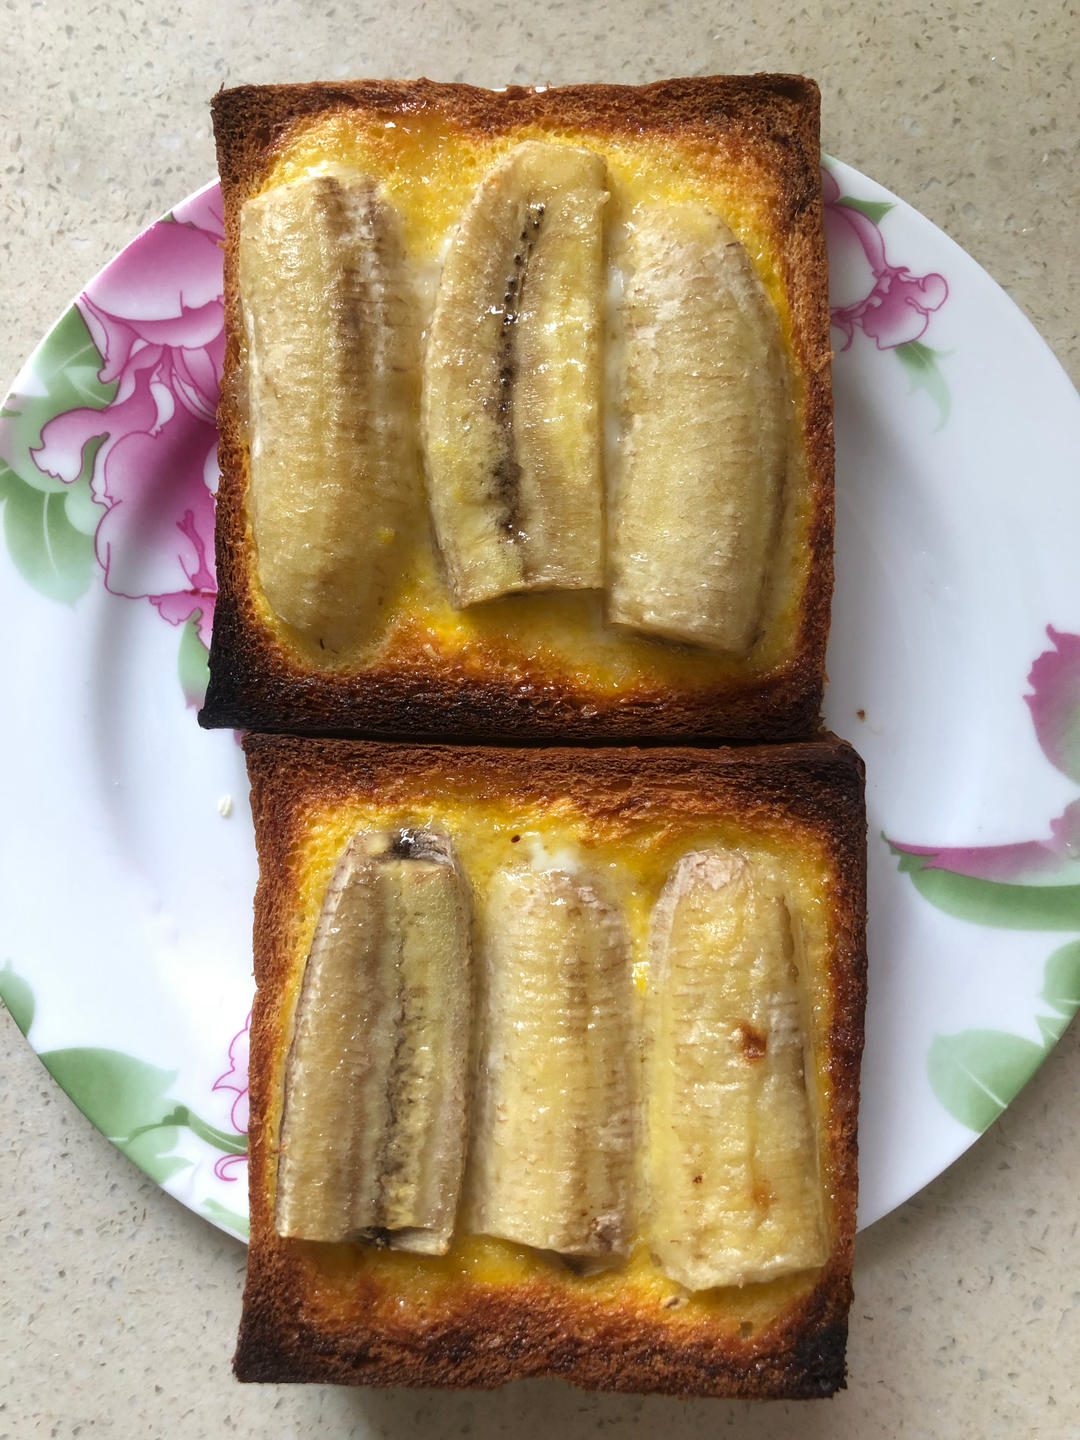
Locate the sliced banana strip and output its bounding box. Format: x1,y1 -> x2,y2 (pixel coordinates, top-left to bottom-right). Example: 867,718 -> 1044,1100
645,850 -> 827,1290
607,200 -> 789,654
275,829 -> 471,1252
422,141 -> 608,607
464,863 -> 635,1258
240,169 -> 420,651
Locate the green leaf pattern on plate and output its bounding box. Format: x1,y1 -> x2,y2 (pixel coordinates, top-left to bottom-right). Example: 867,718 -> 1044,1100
178,608 -> 211,708
929,942 -> 1080,1132
0,307 -> 115,489
890,846 -> 1080,930
38,1048 -> 181,1136
0,476 -> 98,603
834,195 -> 896,224
928,1029 -> 1046,1133
894,339 -> 952,429
121,1124 -> 191,1186
0,965 -> 248,1193
0,306 -> 111,604
0,959 -> 36,1036
1040,938 -> 1080,1018
201,1197 -> 250,1240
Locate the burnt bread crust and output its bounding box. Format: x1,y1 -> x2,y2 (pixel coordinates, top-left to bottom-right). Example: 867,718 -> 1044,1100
235,736 -> 866,1396
201,76 -> 833,741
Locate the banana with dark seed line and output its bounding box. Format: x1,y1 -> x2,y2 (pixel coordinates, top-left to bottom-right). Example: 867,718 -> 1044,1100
422,142 -> 609,608
240,169 -> 421,651
275,829 -> 471,1252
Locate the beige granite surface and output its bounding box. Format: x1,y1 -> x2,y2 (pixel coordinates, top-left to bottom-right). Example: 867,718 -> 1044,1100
1,1 -> 1078,1435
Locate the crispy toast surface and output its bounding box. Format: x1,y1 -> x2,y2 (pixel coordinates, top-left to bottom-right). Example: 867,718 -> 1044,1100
236,736 -> 866,1397
201,75 -> 833,741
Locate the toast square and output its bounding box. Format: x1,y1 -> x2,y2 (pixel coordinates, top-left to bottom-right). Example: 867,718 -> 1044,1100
235,736 -> 866,1397
201,75 -> 833,741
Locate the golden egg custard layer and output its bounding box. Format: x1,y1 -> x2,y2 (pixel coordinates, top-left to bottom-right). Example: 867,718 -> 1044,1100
270,794 -> 830,1311
250,113 -> 806,684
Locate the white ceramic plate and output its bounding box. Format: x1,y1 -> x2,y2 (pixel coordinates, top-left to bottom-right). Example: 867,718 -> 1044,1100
2,160 -> 1079,1243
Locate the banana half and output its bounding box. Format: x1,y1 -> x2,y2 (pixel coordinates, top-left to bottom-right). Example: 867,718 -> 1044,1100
421,141 -> 609,607
275,828 -> 472,1252
240,169 -> 421,652
464,862 -> 636,1259
644,849 -> 827,1290
607,199 -> 790,654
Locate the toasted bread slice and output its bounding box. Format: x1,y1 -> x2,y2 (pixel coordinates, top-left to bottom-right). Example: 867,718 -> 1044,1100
236,736 -> 865,1397
201,76 -> 833,741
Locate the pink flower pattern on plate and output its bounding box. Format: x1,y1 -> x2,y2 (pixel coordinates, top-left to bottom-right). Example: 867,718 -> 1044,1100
1025,627 -> 1080,785
30,187 -> 224,646
211,1009 -> 250,1181
891,627 -> 1080,886
823,167 -> 948,351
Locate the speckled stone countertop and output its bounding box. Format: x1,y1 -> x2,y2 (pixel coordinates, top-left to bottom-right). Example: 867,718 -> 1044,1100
2,3 -> 1078,1436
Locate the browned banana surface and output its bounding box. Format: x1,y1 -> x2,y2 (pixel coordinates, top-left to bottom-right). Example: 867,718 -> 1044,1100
422,142 -> 608,607
607,200 -> 789,654
645,849 -> 827,1289
275,830 -> 471,1251
241,169 -> 420,651
464,862 -> 635,1259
